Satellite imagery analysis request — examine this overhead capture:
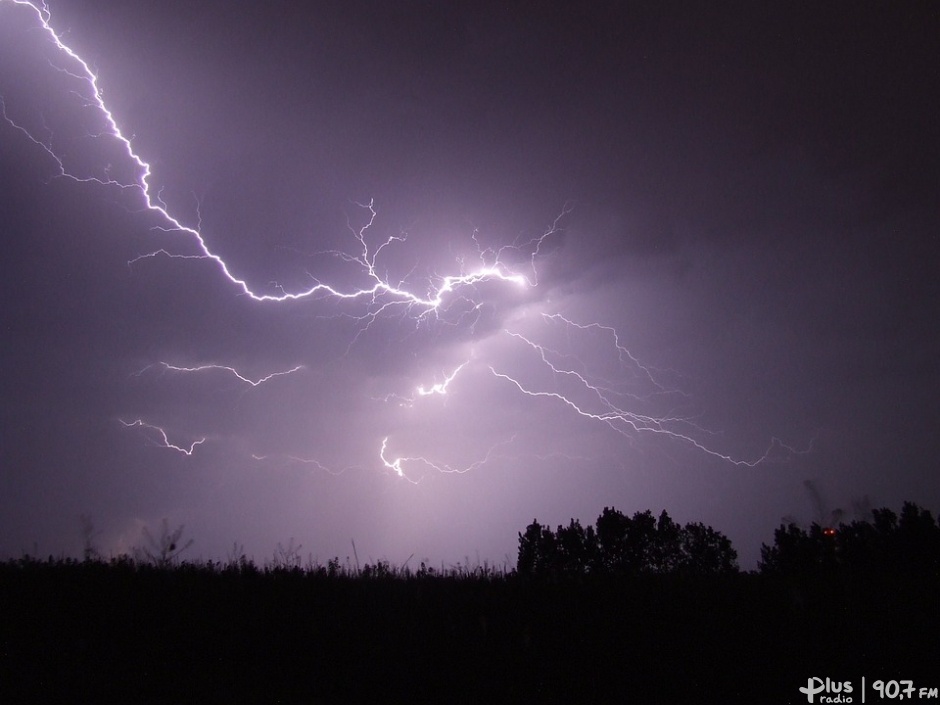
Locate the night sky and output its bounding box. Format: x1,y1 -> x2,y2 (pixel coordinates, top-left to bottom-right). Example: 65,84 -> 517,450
1,0 -> 937,569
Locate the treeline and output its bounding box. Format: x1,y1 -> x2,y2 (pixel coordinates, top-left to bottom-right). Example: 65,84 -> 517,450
759,500 -> 940,577
2,502 -> 939,704
517,508 -> 738,577
6,501 -> 939,580
518,501 -> 940,579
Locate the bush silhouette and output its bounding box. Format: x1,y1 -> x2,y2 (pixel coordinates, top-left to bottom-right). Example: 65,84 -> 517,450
137,518 -> 194,568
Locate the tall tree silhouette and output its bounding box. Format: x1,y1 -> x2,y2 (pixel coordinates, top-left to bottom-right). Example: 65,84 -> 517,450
759,501 -> 940,577
518,507 -> 738,576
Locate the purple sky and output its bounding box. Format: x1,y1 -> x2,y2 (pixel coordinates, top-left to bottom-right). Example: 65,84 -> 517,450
1,0 -> 938,569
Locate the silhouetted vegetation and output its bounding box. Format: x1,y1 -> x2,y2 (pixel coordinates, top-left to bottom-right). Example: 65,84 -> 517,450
759,501 -> 940,578
517,507 -> 738,577
136,518 -> 194,568
1,503 -> 938,704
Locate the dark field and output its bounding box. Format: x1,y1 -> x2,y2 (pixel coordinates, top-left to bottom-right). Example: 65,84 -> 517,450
1,558 -> 938,704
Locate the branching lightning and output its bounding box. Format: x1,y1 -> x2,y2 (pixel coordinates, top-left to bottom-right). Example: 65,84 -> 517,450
1,0 -> 555,315
379,435 -> 515,484
488,316 -> 805,466
378,361 -> 471,407
2,0 -> 804,474
136,362 -> 304,388
246,453 -> 359,478
2,0 -> 560,322
119,419 -> 205,456
416,361 -> 468,398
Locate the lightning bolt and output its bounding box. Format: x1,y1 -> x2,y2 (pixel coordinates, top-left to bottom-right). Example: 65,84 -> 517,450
2,0 -> 805,473
246,453 -> 359,477
379,435 -> 515,484
489,365 -> 793,466
119,419 -> 205,456
538,314 -> 686,399
416,361 -> 468,397
487,316 -> 806,467
1,0 -> 556,316
136,362 -> 304,388
377,361 -> 471,406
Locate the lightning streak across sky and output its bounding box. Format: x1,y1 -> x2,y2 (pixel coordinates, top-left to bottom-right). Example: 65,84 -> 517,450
119,419 -> 205,456
1,0 -> 552,315
416,361 -> 468,398
0,0 -> 558,313
1,0 -> 798,479
136,362 -> 305,388
379,435 -> 517,484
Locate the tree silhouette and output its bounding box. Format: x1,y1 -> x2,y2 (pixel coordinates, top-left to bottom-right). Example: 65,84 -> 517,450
518,507 -> 738,577
555,518 -> 598,575
758,522 -> 838,576
516,520 -> 560,575
759,501 -> 940,577
138,518 -> 194,568
680,522 -> 738,576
